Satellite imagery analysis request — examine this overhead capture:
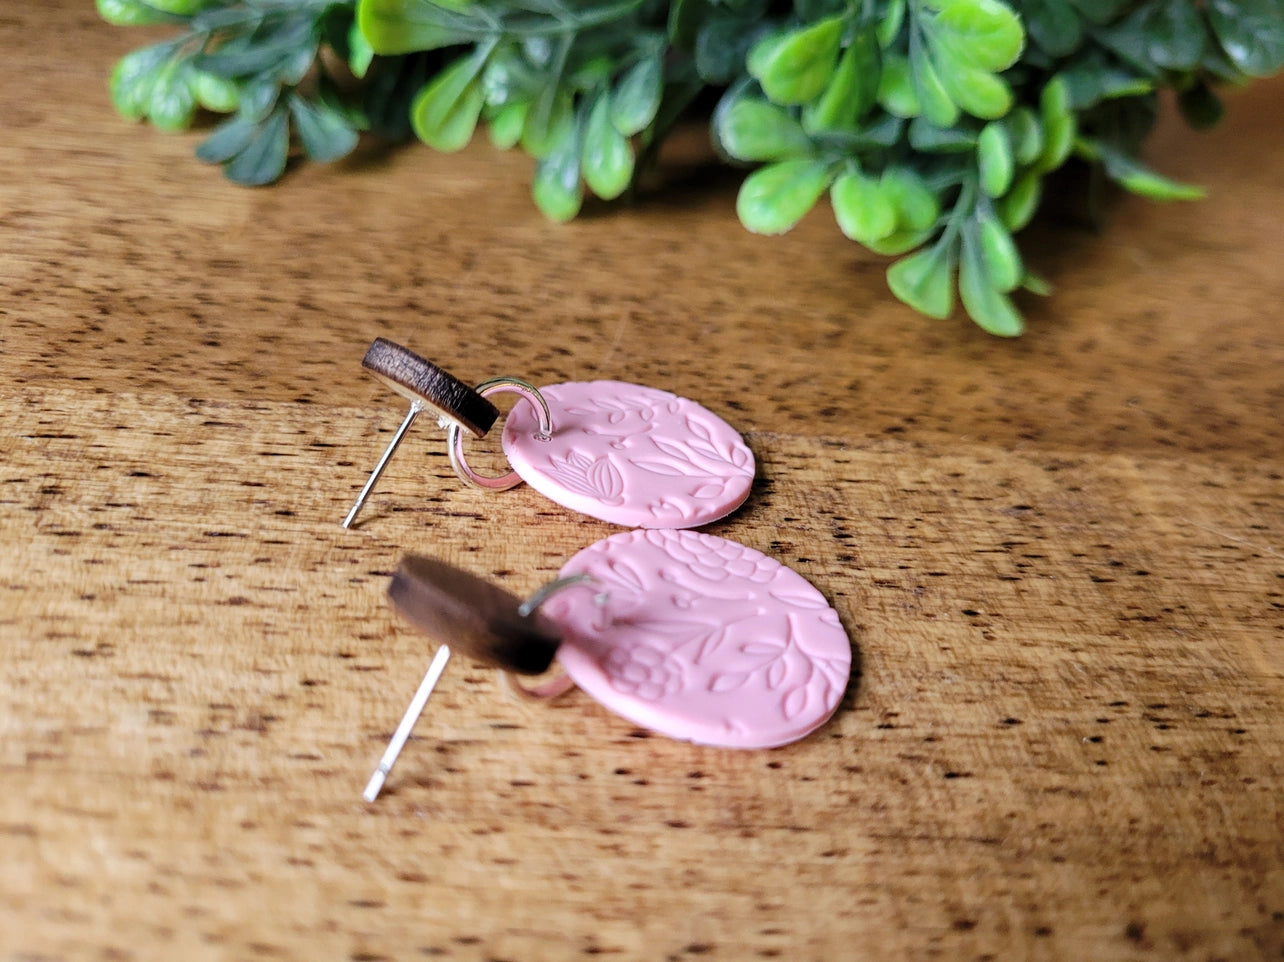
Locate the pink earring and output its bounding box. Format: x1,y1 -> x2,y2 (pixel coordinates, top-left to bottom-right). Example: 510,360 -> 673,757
342,338 -> 754,530
362,528 -> 852,801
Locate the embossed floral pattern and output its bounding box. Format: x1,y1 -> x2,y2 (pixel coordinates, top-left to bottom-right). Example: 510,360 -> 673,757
502,381 -> 754,528
543,529 -> 852,749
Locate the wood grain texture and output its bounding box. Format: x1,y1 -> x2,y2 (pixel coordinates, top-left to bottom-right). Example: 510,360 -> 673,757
2,4 -> 1282,961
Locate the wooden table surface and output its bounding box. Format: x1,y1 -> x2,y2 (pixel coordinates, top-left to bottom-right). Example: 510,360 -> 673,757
3,5 -> 1282,960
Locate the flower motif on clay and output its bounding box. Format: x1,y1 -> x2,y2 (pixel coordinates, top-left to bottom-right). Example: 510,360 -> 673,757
604,643 -> 684,702
546,450 -> 625,506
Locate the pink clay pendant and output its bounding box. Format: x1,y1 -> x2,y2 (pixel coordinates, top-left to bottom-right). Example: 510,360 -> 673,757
541,529 -> 851,749
502,381 -> 754,528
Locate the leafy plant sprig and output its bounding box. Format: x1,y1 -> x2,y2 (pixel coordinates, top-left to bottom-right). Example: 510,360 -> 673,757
101,0 -> 435,184
103,0 -> 1284,335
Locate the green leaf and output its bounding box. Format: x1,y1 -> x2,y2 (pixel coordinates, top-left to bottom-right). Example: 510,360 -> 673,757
910,45 -> 960,127
581,93 -> 634,200
147,0 -> 205,12
997,170 -> 1042,230
1098,0 -> 1205,72
488,101 -> 528,149
1093,141 -> 1205,201
716,97 -> 812,162
866,227 -> 936,255
736,159 -> 832,235
1144,0 -> 1205,70
925,0 -> 1024,72
878,0 -> 907,47
667,0 -> 710,51
1033,78 -> 1074,173
1207,0 -> 1284,76
611,55 -> 663,136
1058,54 -> 1154,110
110,45 -> 170,121
97,0 -> 174,26
238,77 -> 280,123
568,56 -> 613,91
936,63 -> 1012,119
148,59 -> 197,132
1020,0 -> 1084,57
908,117 -> 976,153
481,45 -> 540,107
196,115 -> 259,164
192,71 -> 240,113
802,30 -> 880,135
1003,107 -> 1043,165
224,108 -> 290,186
193,16 -> 317,79
974,212 -> 1021,291
533,130 -> 583,222
977,122 -> 1013,197
1021,270 -> 1052,296
877,54 -> 920,117
348,17 -> 375,79
887,243 -> 954,319
831,170 -> 897,244
881,166 -> 941,231
357,0 -> 478,56
289,94 -> 359,163
747,16 -> 845,106
959,228 -> 1023,335
279,43 -> 318,87
411,56 -> 485,152
695,15 -> 759,84
522,89 -> 574,159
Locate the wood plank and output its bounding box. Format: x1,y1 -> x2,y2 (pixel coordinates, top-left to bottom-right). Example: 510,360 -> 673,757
2,4 -> 1281,960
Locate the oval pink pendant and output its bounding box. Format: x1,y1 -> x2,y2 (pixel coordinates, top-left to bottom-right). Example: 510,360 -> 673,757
541,529 -> 852,749
502,381 -> 754,528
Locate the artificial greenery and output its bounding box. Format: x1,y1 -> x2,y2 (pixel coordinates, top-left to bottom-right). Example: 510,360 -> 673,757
102,0 -> 1284,335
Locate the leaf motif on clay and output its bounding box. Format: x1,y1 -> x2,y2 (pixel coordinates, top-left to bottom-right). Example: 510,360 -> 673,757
766,658 -> 788,691
602,556 -> 646,593
629,617 -> 720,654
768,587 -> 831,610
687,416 -> 714,443
633,617 -> 718,636
633,459 -> 694,477
709,671 -> 750,693
739,641 -> 785,656
651,435 -> 698,465
693,625 -> 728,663
682,415 -> 726,461
781,684 -> 809,720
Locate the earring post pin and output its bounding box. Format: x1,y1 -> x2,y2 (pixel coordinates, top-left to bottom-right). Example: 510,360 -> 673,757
362,643 -> 452,803
343,402 -> 423,529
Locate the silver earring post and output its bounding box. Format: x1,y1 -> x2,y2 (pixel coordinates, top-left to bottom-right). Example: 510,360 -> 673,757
362,642 -> 451,803
342,401 -> 423,529
362,572 -> 598,802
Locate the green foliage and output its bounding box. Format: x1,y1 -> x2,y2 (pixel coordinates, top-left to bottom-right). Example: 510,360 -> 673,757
102,0 -> 429,184
104,0 -> 1284,335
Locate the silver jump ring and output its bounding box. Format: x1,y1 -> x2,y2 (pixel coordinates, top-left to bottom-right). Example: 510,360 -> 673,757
502,573 -> 603,701
447,377 -> 553,490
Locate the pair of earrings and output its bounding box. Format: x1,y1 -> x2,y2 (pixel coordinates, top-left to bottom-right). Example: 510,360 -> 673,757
344,339 -> 852,801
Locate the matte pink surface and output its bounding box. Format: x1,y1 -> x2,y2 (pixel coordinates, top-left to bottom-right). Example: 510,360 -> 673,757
502,381 -> 754,528
543,530 -> 852,749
